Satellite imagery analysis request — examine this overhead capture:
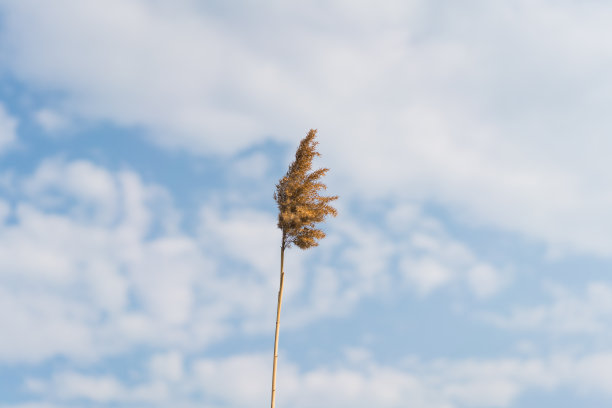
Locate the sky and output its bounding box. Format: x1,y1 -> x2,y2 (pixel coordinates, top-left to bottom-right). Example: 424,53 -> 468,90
1,0 -> 612,407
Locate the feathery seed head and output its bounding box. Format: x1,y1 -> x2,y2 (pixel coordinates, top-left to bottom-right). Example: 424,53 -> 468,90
274,129 -> 338,249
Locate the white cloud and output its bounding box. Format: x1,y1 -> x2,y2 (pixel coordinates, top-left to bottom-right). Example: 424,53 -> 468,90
193,354 -> 270,406
23,158 -> 119,222
0,0 -> 283,154
0,103 -> 17,153
467,264 -> 507,299
402,257 -> 453,296
231,152 -> 269,180
27,371 -> 168,403
392,211 -> 506,298
34,109 -> 69,133
574,353 -> 612,395
149,350 -> 184,382
482,282 -> 612,335
2,0 -> 612,256
0,198 -> 9,223
54,372 -> 125,402
0,157 -> 388,364
3,0 -> 611,257
0,159 -> 227,363
23,350 -> 612,407
199,204 -> 279,278
0,155 -> 508,367
385,203 -> 420,231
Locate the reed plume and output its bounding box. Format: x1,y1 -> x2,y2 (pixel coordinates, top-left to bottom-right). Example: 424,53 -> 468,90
270,129 -> 338,408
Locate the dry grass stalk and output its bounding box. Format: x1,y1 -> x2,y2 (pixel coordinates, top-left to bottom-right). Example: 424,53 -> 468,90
270,129 -> 338,408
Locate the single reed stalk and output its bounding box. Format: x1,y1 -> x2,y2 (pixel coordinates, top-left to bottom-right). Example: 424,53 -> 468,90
270,129 -> 338,408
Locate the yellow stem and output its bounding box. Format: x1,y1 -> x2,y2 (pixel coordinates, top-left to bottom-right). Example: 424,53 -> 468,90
271,244 -> 285,408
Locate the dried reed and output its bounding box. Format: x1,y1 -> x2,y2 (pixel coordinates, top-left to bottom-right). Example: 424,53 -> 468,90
270,129 -> 338,408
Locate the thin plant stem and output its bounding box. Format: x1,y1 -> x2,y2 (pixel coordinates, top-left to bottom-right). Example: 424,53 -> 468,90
271,243 -> 285,408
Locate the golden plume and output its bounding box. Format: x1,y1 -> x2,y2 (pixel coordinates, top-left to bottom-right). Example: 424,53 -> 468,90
274,129 -> 338,249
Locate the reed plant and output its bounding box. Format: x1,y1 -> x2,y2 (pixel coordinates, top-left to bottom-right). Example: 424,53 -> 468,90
270,129 -> 338,408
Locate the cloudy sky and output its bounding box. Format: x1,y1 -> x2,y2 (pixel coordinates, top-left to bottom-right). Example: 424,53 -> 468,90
1,0 -> 612,407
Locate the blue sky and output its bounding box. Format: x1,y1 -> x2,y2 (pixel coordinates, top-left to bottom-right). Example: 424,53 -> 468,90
1,1 -> 612,407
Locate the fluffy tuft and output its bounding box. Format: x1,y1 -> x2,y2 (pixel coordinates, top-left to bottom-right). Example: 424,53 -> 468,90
274,129 -> 338,249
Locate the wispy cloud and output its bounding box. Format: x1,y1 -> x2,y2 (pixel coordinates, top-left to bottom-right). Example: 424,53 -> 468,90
1,1 -> 612,406
21,349 -> 612,408
3,0 -> 612,256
